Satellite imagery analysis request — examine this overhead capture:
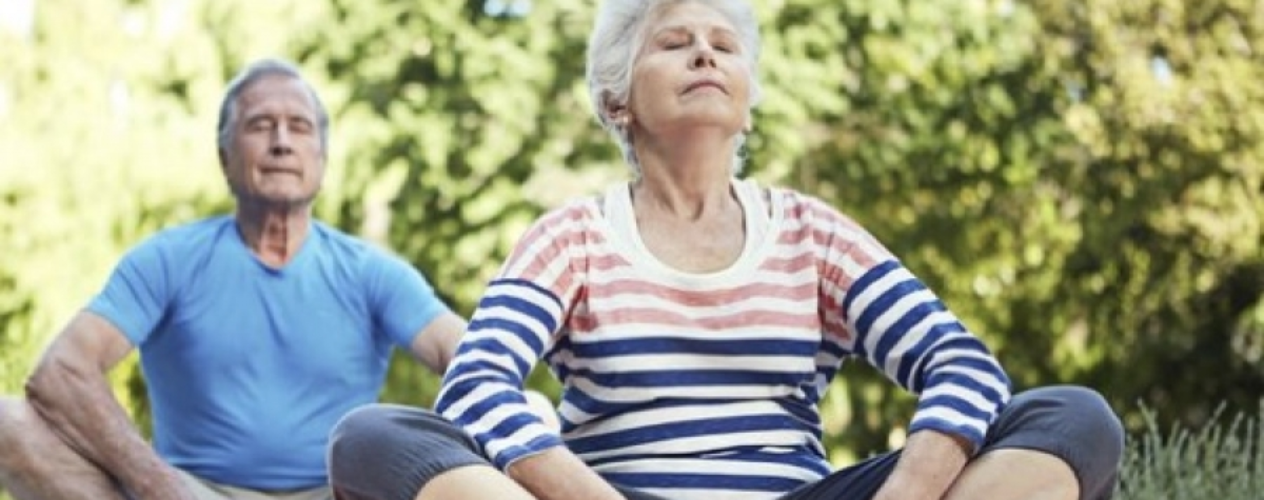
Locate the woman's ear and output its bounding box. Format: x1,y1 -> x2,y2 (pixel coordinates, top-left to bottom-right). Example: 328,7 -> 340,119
602,92 -> 630,127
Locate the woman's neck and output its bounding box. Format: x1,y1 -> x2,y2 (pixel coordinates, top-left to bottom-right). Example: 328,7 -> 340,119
632,132 -> 737,220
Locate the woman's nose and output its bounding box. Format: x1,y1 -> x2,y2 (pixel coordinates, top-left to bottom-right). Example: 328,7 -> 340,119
689,44 -> 718,69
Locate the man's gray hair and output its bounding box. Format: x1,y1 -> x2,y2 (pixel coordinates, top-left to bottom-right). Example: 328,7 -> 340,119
216,58 -> 329,159
586,0 -> 763,177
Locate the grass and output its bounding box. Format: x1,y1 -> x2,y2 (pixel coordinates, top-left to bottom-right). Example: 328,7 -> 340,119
1,406 -> 1261,499
1117,405 -> 1264,499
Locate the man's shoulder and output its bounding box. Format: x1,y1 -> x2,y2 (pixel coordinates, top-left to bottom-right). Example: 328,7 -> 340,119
133,215 -> 234,253
308,220 -> 415,276
310,220 -> 381,258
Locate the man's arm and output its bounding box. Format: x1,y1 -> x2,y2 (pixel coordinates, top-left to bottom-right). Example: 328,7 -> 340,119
406,310 -> 466,375
25,311 -> 195,500
406,311 -> 561,430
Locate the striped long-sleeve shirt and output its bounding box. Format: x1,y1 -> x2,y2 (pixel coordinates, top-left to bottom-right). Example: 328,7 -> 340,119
435,179 -> 1011,499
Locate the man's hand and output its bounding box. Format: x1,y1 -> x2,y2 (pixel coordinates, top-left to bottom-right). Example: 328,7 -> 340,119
120,465 -> 199,500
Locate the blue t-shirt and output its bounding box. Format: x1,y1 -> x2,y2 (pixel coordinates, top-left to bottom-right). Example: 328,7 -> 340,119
87,216 -> 448,490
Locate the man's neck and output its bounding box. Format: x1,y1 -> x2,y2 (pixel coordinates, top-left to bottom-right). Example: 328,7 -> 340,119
235,203 -> 312,268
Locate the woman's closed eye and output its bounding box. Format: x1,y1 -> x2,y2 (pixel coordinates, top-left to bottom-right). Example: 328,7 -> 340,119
661,37 -> 688,50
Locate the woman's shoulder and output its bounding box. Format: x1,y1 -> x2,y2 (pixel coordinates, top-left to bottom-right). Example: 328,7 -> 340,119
511,190 -> 615,250
755,183 -> 874,238
756,183 -> 836,217
535,192 -> 605,228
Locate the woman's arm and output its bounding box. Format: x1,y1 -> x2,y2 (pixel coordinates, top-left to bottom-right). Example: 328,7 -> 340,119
809,194 -> 1010,498
435,206 -> 625,500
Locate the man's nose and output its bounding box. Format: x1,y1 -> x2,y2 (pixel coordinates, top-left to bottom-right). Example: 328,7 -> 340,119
269,125 -> 293,156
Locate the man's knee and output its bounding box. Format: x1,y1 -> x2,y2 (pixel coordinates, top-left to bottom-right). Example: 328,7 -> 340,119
0,396 -> 80,495
0,397 -> 42,472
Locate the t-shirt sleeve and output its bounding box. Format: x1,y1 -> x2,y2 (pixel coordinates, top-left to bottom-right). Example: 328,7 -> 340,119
804,193 -> 1011,453
366,252 -> 449,348
435,205 -> 585,470
85,236 -> 174,346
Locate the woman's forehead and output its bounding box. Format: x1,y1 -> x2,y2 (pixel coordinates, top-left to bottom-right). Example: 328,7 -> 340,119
646,1 -> 736,33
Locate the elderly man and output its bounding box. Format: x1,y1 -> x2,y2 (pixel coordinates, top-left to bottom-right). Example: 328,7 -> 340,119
0,58 -> 468,500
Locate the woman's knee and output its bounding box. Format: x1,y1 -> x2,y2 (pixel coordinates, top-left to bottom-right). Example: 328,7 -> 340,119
1013,385 -> 1124,454
328,404 -> 407,456
998,385 -> 1124,499
327,404 -> 489,500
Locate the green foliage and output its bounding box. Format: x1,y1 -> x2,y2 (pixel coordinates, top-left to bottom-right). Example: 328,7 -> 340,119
1026,0 -> 1264,429
299,0 -> 624,314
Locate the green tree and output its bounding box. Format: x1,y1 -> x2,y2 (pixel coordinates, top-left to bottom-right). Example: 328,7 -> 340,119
296,0 -> 631,404
1025,0 -> 1264,428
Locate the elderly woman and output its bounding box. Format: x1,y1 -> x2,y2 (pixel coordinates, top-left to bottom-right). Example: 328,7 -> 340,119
327,1 -> 1124,499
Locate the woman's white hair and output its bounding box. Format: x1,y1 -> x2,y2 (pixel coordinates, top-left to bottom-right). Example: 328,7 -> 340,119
586,0 -> 763,177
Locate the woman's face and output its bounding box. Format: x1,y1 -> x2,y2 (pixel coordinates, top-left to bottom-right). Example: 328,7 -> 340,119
624,1 -> 751,138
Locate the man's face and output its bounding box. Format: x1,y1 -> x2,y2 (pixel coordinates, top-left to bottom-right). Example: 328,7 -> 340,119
220,75 -> 325,209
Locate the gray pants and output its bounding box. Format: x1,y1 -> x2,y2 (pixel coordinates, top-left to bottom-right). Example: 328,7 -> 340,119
329,385 -> 1124,500
173,469 -> 332,500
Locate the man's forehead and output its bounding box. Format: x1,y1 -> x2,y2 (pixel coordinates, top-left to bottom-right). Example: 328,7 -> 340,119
237,76 -> 317,114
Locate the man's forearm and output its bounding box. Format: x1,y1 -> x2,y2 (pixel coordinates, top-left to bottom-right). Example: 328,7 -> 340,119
507,446 -> 625,500
26,359 -> 192,499
872,430 -> 972,500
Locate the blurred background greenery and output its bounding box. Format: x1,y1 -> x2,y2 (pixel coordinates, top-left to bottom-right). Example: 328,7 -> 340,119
1,0 -> 1261,496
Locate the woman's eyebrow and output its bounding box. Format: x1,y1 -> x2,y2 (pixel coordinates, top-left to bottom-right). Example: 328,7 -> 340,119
650,24 -> 738,38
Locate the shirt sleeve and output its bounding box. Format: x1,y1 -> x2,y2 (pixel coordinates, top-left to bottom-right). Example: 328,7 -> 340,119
807,194 -> 1011,452
365,252 -> 449,348
85,235 -> 174,346
434,206 -> 587,470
